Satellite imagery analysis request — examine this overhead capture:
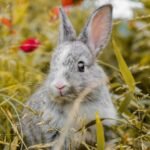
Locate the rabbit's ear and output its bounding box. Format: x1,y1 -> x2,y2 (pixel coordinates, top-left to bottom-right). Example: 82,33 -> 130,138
78,5 -> 112,56
59,8 -> 76,44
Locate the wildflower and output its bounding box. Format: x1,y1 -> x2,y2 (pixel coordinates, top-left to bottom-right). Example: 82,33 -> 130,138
0,17 -> 12,28
62,0 -> 83,7
49,7 -> 70,22
95,0 -> 143,19
20,38 -> 40,53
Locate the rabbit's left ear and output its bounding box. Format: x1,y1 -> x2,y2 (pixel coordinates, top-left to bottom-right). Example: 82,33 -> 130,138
59,8 -> 76,44
78,5 -> 112,57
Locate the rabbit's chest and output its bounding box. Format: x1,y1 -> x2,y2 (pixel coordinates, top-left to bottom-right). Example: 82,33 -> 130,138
42,101 -> 97,130
36,101 -> 97,145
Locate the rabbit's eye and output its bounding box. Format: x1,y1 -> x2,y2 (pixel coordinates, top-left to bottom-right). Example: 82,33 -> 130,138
78,61 -> 85,72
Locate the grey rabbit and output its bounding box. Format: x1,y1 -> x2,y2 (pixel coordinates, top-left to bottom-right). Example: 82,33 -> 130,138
20,4 -> 117,150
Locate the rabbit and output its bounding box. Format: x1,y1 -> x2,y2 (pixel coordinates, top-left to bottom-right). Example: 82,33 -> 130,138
20,4 -> 117,150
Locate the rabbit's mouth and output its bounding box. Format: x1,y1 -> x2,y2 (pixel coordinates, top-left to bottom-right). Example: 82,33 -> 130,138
52,94 -> 78,104
50,87 -> 79,104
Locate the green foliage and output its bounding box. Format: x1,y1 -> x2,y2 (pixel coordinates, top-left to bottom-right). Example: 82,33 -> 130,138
96,113 -> 105,150
113,40 -> 135,93
0,0 -> 150,149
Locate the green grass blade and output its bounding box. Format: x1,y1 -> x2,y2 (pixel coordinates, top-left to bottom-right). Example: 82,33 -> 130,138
113,40 -> 135,93
118,92 -> 134,113
96,112 -> 105,150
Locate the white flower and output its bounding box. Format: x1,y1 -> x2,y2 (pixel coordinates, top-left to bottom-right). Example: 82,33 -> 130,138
95,0 -> 144,19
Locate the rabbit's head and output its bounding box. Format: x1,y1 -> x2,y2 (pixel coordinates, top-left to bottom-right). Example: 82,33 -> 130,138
48,5 -> 112,103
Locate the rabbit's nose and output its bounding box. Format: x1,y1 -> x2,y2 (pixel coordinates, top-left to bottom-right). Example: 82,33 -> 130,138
55,83 -> 66,90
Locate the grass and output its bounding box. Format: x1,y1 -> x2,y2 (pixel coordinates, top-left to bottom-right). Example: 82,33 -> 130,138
0,0 -> 150,149
0,36 -> 149,150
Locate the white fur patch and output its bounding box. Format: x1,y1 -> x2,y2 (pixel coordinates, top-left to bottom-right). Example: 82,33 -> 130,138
59,44 -> 71,66
50,44 -> 71,97
56,44 -> 71,79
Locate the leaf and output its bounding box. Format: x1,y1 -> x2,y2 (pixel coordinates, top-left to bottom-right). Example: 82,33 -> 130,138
118,92 -> 134,113
96,112 -> 105,150
113,40 -> 135,93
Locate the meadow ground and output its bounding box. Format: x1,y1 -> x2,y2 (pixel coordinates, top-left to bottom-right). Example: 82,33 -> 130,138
0,0 -> 150,149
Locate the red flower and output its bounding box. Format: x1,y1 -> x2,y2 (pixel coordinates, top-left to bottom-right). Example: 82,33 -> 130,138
20,38 -> 40,53
62,0 -> 83,6
62,0 -> 73,6
0,17 -> 16,34
0,17 -> 12,28
52,7 -> 60,17
49,7 -> 70,22
49,7 -> 60,21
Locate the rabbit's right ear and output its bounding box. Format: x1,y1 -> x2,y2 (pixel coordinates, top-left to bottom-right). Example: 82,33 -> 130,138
78,5 -> 112,57
58,8 -> 76,44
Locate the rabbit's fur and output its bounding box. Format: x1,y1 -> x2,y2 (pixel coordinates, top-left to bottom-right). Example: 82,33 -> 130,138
21,4 -> 117,150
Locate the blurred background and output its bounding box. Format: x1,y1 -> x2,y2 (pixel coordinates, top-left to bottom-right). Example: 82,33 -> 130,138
0,0 -> 150,149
